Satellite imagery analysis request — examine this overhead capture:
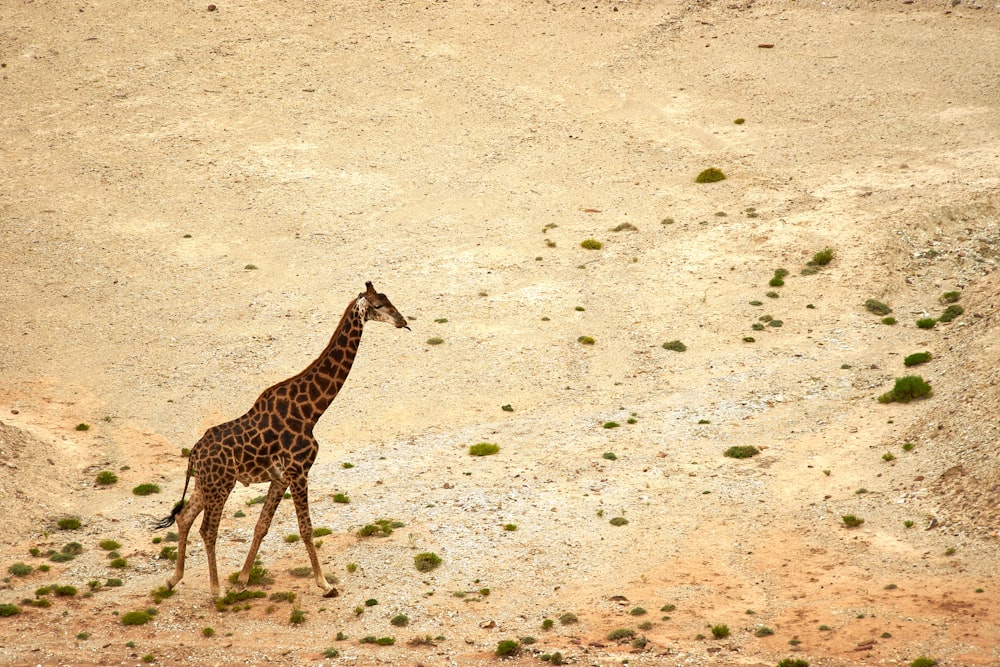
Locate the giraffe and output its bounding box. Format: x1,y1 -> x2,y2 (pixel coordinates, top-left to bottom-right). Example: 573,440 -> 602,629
155,281 -> 408,599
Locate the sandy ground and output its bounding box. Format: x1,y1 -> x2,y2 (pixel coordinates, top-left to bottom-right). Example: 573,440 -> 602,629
2,1 -> 1000,665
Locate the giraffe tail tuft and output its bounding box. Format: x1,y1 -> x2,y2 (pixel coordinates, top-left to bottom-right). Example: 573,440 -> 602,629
153,459 -> 193,531
153,501 -> 184,530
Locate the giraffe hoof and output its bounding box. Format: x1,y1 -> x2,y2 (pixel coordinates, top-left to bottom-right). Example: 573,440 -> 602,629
323,587 -> 340,599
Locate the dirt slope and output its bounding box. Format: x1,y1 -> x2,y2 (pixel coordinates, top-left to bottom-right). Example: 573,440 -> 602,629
1,1 -> 999,665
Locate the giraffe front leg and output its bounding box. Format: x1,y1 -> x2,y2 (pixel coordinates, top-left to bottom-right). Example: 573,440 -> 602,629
236,479 -> 286,590
288,474 -> 337,597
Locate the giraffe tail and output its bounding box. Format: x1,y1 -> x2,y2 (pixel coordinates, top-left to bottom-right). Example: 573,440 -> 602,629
153,459 -> 193,531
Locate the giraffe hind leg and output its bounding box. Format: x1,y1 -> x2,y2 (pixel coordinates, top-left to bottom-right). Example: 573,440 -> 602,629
199,500 -> 226,599
166,487 -> 205,592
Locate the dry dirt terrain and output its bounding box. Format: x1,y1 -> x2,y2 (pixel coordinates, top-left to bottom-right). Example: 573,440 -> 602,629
2,1 -> 999,665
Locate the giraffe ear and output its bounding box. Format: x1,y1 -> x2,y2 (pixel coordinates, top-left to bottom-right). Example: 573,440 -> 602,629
365,281 -> 376,296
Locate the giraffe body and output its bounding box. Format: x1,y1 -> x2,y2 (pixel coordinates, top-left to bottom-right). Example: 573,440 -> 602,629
157,282 -> 407,598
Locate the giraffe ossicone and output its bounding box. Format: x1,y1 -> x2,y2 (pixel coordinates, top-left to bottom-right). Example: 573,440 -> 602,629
155,281 -> 408,599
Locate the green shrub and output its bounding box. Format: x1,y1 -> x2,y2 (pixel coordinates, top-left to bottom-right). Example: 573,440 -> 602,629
810,247 -> 834,266
777,660 -> 809,667
495,640 -> 520,657
602,452 -> 617,461
662,340 -> 687,352
755,626 -> 774,637
75,423 -> 91,431
938,304 -> 964,323
607,628 -> 635,641
414,552 -> 442,572
883,316 -> 897,325
910,659 -> 936,667
391,614 -> 409,627
903,352 -> 932,367
915,318 -> 937,329
580,239 -> 603,250
711,624 -> 730,639
426,337 -> 444,346
724,445 -> 759,459
7,562 -> 32,577
313,527 -> 332,537
121,611 -> 152,626
878,375 -> 932,403
269,591 -> 296,603
289,609 -> 306,624
603,421 -> 620,429
609,517 -> 629,526
734,118 -> 745,125
61,542 -> 84,556
469,443 -> 499,456
577,335 -> 595,345
842,515 -> 865,528
0,604 -> 21,617
99,539 -> 121,551
332,493 -> 350,504
95,471 -> 118,486
57,517 -> 81,530
940,291 -> 961,303
503,523 -> 517,531
695,168 -> 726,183
357,519 -> 403,537
864,299 -> 892,315
559,612 -> 579,625
630,606 -> 647,616
132,483 -> 161,496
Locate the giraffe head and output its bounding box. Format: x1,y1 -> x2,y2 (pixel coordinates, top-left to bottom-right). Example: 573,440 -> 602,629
359,281 -> 409,329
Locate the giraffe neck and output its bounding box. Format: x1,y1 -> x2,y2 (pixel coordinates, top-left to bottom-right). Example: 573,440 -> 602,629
259,297 -> 366,428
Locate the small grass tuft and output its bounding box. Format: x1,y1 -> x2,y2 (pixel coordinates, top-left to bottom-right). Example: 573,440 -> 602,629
842,514 -> 865,528
469,443 -> 499,456
607,628 -> 635,641
909,659 -> 937,667
577,335 -> 595,345
413,552 -> 442,572
938,304 -> 964,323
904,352 -> 932,367
559,612 -> 579,625
878,375 -> 932,403
495,639 -> 520,657
711,624 -> 730,639
777,660 -> 810,667
57,517 -> 81,530
289,609 -> 306,624
609,517 -> 629,526
940,291 -> 961,303
132,483 -> 161,496
391,614 -> 410,627
7,562 -> 32,577
426,337 -> 444,346
695,168 -> 726,183
809,247 -> 834,266
915,317 -> 937,329
121,610 -> 153,626
580,239 -> 603,250
332,493 -> 350,504
755,626 -> 774,637
662,340 -> 687,352
724,445 -> 759,459
95,471 -> 118,486
864,299 -> 892,315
